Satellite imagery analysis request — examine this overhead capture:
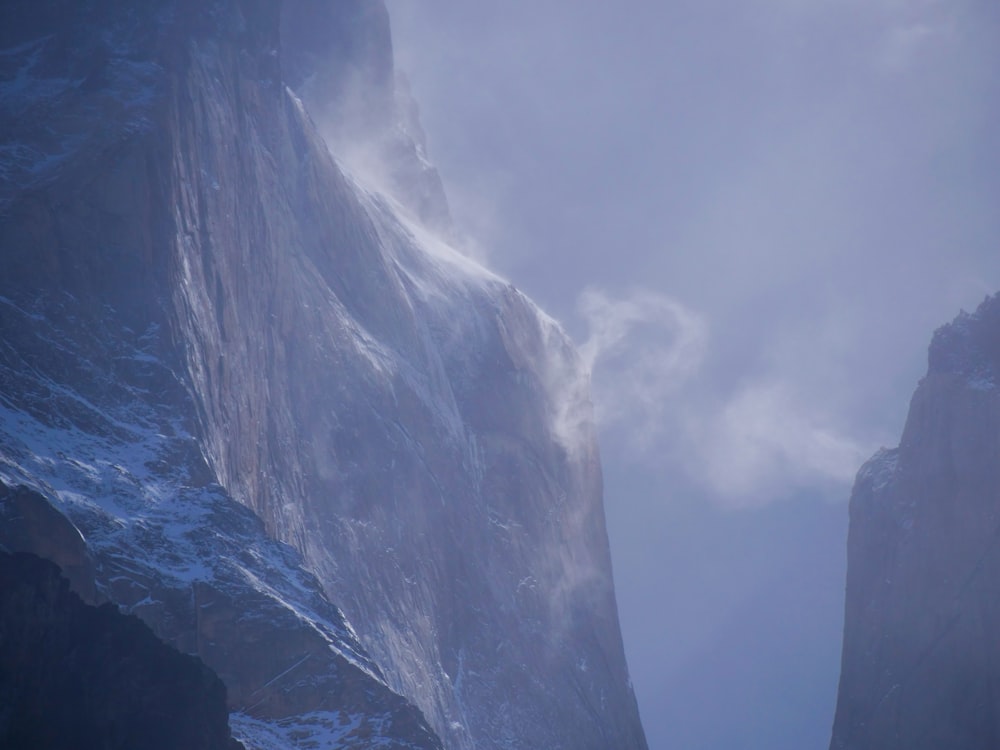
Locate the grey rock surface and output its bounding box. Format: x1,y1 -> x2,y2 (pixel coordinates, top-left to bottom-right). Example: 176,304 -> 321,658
830,293 -> 1000,750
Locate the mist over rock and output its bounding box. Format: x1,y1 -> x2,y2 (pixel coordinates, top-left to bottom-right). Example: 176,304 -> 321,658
830,293 -> 1000,750
0,1 -> 646,748
280,0 -> 452,233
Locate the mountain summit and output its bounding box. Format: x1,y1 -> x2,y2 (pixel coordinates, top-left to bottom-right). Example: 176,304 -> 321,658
0,1 -> 647,748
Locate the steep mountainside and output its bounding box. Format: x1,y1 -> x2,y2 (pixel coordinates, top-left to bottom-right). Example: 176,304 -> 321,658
830,293 -> 1000,749
0,1 -> 647,749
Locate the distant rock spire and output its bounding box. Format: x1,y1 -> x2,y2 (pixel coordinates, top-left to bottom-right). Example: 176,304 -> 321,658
830,292 -> 1000,750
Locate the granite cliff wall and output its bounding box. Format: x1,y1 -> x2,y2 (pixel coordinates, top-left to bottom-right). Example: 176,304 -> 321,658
830,294 -> 1000,749
0,2 -> 647,748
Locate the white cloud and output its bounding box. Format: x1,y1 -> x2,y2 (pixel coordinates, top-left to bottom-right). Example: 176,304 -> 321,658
693,381 -> 870,507
577,288 -> 872,507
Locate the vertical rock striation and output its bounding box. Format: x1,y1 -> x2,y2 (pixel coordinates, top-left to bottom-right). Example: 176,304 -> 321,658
830,293 -> 1000,750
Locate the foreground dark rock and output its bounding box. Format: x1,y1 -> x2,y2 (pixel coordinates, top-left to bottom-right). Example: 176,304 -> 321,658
830,293 -> 1000,750
0,550 -> 241,750
0,484 -> 98,604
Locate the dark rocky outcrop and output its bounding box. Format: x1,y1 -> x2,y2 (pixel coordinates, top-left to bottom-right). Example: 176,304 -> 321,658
830,293 -> 1000,750
0,484 -> 97,604
0,550 -> 241,750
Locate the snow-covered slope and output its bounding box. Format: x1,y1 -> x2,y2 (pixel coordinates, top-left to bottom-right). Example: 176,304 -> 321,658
0,291 -> 439,750
0,2 -> 647,748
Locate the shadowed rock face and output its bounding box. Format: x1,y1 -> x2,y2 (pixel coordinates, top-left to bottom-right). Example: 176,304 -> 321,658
0,484 -> 97,604
0,1 -> 647,749
0,551 -> 242,750
830,293 -> 1000,750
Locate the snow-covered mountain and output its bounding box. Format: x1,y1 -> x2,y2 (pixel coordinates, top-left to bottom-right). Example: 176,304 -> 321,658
830,293 -> 1000,750
0,1 -> 647,748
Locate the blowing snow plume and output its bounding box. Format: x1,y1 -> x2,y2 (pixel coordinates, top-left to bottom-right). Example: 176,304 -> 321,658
577,287 -> 707,441
280,0 -> 453,237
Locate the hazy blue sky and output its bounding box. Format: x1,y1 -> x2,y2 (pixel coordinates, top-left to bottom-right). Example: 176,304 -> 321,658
385,2 -> 1000,748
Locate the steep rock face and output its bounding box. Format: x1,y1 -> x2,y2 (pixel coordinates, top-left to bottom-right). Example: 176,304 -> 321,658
0,1 -> 647,749
830,293 -> 1000,750
0,551 -> 240,750
166,16 -> 645,750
